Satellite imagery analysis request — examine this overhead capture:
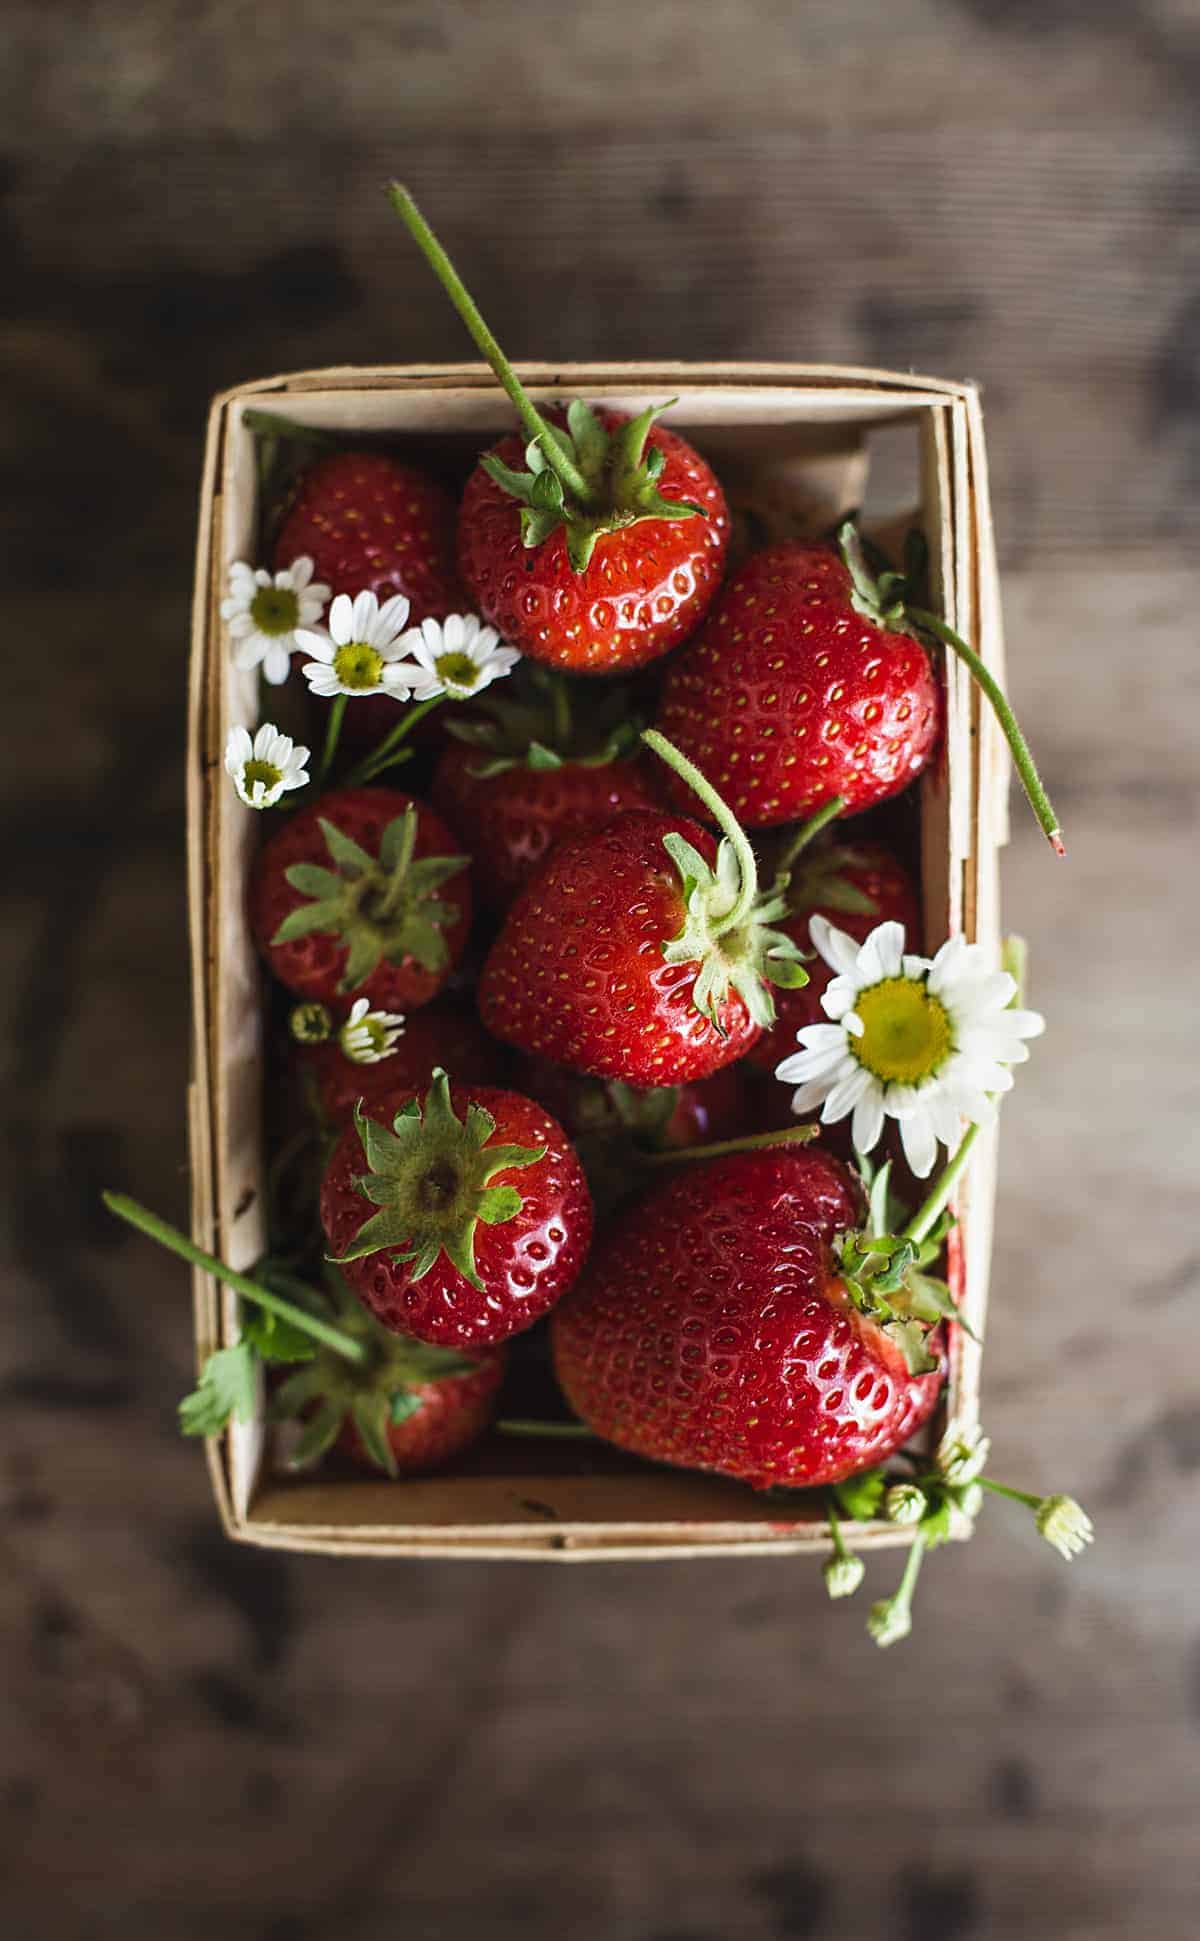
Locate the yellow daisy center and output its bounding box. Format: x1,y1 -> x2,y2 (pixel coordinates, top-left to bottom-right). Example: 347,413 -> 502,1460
333,641 -> 385,689
242,758 -> 282,793
249,585 -> 300,634
852,977 -> 953,1084
435,650 -> 479,689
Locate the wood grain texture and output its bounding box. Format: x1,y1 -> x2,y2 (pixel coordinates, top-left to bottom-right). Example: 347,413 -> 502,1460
1,3 -> 1197,1938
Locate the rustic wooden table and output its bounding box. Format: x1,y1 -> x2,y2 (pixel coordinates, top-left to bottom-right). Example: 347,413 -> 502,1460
3,5 -> 1197,1937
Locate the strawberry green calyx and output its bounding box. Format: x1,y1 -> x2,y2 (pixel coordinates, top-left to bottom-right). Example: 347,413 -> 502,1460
642,728 -> 808,1032
446,665 -> 640,779
389,187 -> 706,573
331,1070 -> 546,1293
835,1153 -> 967,1376
838,521 -> 1064,857
272,806 -> 468,993
270,1270 -> 481,1477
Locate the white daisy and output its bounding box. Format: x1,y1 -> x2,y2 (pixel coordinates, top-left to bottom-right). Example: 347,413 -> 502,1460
296,590 -> 418,701
221,556 -> 330,686
224,723 -> 310,809
400,613 -> 521,702
338,997 -> 406,1065
774,917 -> 1044,1177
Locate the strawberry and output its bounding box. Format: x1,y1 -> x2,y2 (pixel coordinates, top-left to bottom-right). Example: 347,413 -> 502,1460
521,1059 -> 756,1155
431,667 -> 661,907
551,1145 -> 946,1490
655,522 -> 1064,850
456,409 -> 729,673
320,1070 -> 592,1349
265,1269 -> 505,1478
654,539 -> 941,828
295,998 -> 508,1127
273,449 -> 462,622
389,189 -> 729,672
249,786 -> 471,1011
747,838 -> 921,1073
478,728 -> 809,1085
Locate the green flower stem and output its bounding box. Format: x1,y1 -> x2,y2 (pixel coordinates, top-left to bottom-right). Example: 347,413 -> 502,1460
550,675 -> 572,749
827,1500 -> 852,1562
907,606 -> 1064,857
102,1192 -> 369,1366
893,1525 -> 928,1608
641,729 -> 761,935
901,1120 -> 983,1248
976,1477 -> 1041,1511
388,185 -> 595,508
316,693 -> 347,788
639,1123 -> 819,1167
774,795 -> 848,879
343,696 -> 444,788
496,1418 -> 597,1440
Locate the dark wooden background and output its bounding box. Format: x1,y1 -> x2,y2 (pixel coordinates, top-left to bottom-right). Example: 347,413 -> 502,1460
3,4 -> 1197,1937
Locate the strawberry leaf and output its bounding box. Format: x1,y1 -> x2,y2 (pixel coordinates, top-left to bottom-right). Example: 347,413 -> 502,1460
179,1342 -> 257,1437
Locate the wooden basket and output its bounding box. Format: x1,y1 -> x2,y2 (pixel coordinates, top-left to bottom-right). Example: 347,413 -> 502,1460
187,362 -> 1008,1559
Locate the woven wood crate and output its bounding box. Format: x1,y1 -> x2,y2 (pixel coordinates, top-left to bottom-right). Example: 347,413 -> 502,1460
187,362 -> 1007,1559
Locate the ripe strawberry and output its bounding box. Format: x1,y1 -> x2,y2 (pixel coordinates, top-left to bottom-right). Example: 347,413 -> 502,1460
320,1070 -> 592,1349
457,409 -> 729,672
477,743 -> 809,1084
268,1268 -> 505,1478
296,999 -> 508,1126
747,840 -> 921,1073
249,787 -> 471,1011
521,1059 -> 756,1155
654,539 -> 941,828
273,450 -> 462,622
389,189 -> 729,672
551,1146 -> 946,1490
431,667 -> 661,907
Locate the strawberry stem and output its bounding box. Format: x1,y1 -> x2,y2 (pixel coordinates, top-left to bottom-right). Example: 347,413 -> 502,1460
905,606 -> 1064,856
496,1418 -> 596,1439
389,186 -> 595,508
641,728 -> 761,935
774,795 -> 848,880
639,1123 -> 819,1167
101,1192 -> 369,1364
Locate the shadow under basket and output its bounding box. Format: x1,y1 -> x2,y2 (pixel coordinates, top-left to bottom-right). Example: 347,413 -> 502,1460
188,361 -> 1010,1560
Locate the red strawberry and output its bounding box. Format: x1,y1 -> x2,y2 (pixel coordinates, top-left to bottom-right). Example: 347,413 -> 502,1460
521,1058 -> 755,1154
273,450 -> 462,622
296,999 -> 508,1126
654,540 -> 940,827
272,449 -> 464,748
551,1145 -> 945,1490
457,410 -> 729,673
747,840 -> 921,1073
389,190 -> 729,673
268,1269 -> 505,1478
249,787 -> 471,1011
431,667 -> 662,907
320,1071 -> 592,1349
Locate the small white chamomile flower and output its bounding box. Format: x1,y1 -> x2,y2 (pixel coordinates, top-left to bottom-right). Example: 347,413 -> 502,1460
222,556 -> 330,685
401,613 -> 521,702
224,723 -> 310,809
296,590 -> 418,701
774,918 -> 1045,1177
338,998 -> 406,1065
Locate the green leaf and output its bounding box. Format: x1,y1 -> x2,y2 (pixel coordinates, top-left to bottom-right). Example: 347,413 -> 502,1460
284,863 -> 345,899
380,808 -> 417,874
520,507 -> 564,550
241,1307 -> 318,1364
564,521 -> 600,572
526,741 -> 564,771
339,927 -> 386,992
273,899 -> 346,944
531,467 -> 565,512
476,1184 -> 523,1225
318,817 -> 374,875
881,1318 -> 940,1377
351,1393 -> 398,1478
661,832 -> 714,905
643,444 -> 666,481
289,1400 -> 345,1469
407,854 -> 470,895
566,400 -> 609,471
331,1204 -> 416,1262
397,914 -> 452,974
481,452 -> 537,503
390,1389 -> 424,1426
441,1220 -> 485,1292
353,1099 -> 422,1179
478,1141 -> 546,1178
764,957 -> 808,990
464,1099 -> 499,1149
268,1363 -> 332,1420
832,1466 -> 888,1521
179,1342 -> 258,1437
